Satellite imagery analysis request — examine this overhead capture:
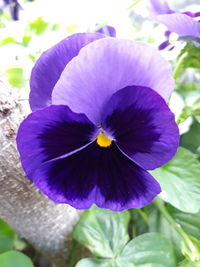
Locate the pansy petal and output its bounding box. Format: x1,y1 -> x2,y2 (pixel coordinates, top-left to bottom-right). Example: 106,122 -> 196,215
16,105 -> 97,180
52,38 -> 174,124
33,142 -> 161,211
158,40 -> 170,50
102,86 -> 179,170
149,0 -> 173,16
29,32 -> 105,111
156,13 -> 200,38
96,25 -> 116,37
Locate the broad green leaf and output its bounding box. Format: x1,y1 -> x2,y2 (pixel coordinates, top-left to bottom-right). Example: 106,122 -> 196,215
73,206 -> 130,258
179,262 -> 200,267
172,210 -> 200,240
5,68 -> 26,89
181,119 -> 200,155
119,233 -> 176,267
148,207 -> 182,260
0,219 -> 16,253
191,99 -> 200,124
75,258 -> 121,267
0,251 -> 33,267
136,265 -> 164,267
131,209 -> 148,237
178,42 -> 200,70
151,147 -> 200,213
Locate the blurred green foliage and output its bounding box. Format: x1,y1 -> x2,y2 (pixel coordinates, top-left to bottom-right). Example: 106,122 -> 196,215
0,219 -> 33,266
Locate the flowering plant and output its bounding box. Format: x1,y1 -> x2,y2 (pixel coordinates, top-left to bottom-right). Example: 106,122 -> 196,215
0,0 -> 200,266
17,33 -> 179,211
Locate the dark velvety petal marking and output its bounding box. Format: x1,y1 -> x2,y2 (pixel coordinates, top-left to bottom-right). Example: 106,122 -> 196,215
52,38 -> 174,125
16,105 -> 97,180
29,32 -> 105,111
102,86 -> 179,170
33,142 -> 161,211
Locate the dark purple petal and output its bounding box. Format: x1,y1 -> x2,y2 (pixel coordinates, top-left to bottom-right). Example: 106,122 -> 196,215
16,105 -> 97,180
33,142 -> 161,211
29,32 -> 105,111
158,40 -> 170,50
9,0 -> 21,20
194,12 -> 200,18
52,38 -> 174,124
96,25 -> 116,37
182,11 -> 200,18
156,13 -> 200,38
102,86 -> 179,170
164,30 -> 171,37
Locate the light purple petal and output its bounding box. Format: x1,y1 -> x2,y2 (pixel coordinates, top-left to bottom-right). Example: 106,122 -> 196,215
101,86 -> 179,170
16,105 -> 97,180
52,38 -> 174,124
29,32 -> 105,111
33,142 -> 161,211
149,0 -> 173,16
156,13 -> 200,38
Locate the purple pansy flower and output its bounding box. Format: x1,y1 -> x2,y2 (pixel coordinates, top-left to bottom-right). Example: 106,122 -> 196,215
16,33 -> 179,211
0,0 -> 21,20
96,25 -> 116,37
149,0 -> 200,50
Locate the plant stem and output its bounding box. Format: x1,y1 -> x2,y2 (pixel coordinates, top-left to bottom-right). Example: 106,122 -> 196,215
153,198 -> 192,250
137,209 -> 148,224
68,239 -> 79,267
125,0 -> 143,11
173,52 -> 187,79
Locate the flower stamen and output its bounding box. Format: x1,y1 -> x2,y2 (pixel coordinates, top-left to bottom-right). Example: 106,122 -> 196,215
96,131 -> 112,147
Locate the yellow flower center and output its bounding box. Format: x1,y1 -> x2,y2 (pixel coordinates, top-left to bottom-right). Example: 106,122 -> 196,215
96,132 -> 112,147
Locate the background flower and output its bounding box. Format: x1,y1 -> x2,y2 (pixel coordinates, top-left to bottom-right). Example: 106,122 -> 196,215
148,0 -> 200,50
0,0 -> 21,20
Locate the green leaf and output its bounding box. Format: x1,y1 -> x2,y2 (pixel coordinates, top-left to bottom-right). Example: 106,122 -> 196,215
29,17 -> 48,35
118,233 -> 176,267
136,265 -> 165,267
0,37 -> 19,46
147,207 -> 182,260
181,235 -> 200,262
0,251 -> 33,267
0,219 -> 16,253
73,206 -> 130,258
172,209 -> 200,240
5,68 -> 26,89
75,233 -> 175,267
179,262 -> 200,267
151,147 -> 200,213
131,209 -> 148,237
75,258 -> 119,267
181,119 -> 200,156
178,42 -> 200,70
149,205 -> 200,260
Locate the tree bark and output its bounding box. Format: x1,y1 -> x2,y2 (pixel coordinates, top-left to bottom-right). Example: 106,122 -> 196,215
0,80 -> 82,267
